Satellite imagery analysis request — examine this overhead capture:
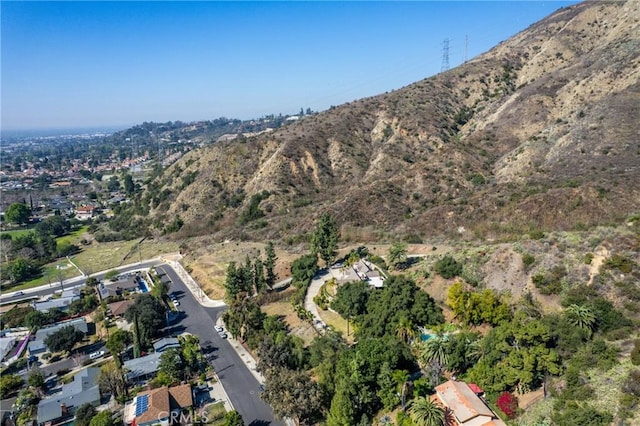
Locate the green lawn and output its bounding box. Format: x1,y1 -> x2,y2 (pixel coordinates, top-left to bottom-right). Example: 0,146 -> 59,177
205,402 -> 228,425
0,227 -> 35,238
56,225 -> 88,246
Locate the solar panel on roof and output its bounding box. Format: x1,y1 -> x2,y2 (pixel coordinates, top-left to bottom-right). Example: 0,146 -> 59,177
135,394 -> 149,416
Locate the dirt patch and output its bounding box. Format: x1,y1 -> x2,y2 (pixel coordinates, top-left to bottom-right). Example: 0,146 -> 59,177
261,292 -> 318,345
185,241 -> 301,300
483,245 -> 528,299
587,245 -> 609,286
518,388 -> 545,410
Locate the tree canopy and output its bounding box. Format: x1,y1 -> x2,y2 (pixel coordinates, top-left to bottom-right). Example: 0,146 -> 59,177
310,213 -> 340,267
44,325 -> 84,354
5,203 -> 31,225
125,294 -> 165,349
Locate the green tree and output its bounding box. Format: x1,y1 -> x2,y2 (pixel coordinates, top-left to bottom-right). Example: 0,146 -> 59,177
180,334 -> 203,378
434,255 -> 462,279
264,241 -> 277,288
5,203 -> 31,225
123,174 -> 135,196
89,411 -> 114,426
44,325 -> 84,354
7,258 -> 39,284
151,278 -> 170,300
106,330 -> 132,362
97,361 -> 126,400
27,367 -> 45,392
125,294 -> 165,349
24,310 -> 48,330
565,304 -> 596,337
261,368 -> 324,425
330,280 -> 370,319
376,362 -> 400,411
310,213 -> 340,268
107,176 -> 120,192
388,242 -> 408,271
0,374 -> 23,395
418,335 -> 450,368
407,396 -> 445,426
75,403 -> 97,426
223,411 -> 245,426
158,348 -> 183,383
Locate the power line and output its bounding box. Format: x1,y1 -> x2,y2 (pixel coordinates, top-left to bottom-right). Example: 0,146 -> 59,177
441,38 -> 450,72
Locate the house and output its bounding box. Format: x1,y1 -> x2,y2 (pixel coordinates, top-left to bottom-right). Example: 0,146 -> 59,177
336,259 -> 386,288
123,352 -> 162,383
98,277 -> 140,299
37,368 -> 101,425
28,318 -> 88,355
107,300 -> 135,317
153,337 -> 181,353
433,380 -> 507,426
74,205 -> 95,221
32,295 -> 80,313
124,384 -> 193,426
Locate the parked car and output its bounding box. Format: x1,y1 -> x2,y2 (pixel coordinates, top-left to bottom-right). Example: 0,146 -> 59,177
214,325 -> 224,332
89,350 -> 105,360
173,301 -> 180,307
218,332 -> 227,339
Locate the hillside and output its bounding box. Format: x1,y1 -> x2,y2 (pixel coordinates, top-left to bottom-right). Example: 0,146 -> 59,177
140,0 -> 640,243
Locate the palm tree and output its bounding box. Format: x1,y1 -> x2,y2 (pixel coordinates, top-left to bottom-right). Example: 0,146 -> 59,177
408,396 -> 445,426
396,316 -> 416,344
419,335 -> 450,368
565,304 -> 596,336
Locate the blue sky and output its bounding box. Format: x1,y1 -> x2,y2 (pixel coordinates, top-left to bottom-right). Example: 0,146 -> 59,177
2,1 -> 579,132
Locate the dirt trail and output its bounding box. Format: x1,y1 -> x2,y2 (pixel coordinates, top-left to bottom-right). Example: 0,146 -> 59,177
587,245 -> 609,286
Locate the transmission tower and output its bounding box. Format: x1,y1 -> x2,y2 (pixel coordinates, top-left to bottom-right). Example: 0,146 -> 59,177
463,35 -> 468,63
441,38 -> 450,72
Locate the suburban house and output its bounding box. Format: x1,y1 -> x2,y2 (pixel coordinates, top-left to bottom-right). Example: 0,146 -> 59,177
74,205 -> 95,221
124,384 -> 193,426
337,259 -> 386,288
28,318 -> 88,355
153,337 -> 181,353
123,352 -> 162,383
98,276 -> 141,300
37,368 -> 101,426
32,289 -> 81,313
432,380 -> 507,426
107,299 -> 135,317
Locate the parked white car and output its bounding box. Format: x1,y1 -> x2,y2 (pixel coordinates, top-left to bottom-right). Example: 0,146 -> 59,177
214,325 -> 224,332
89,350 -> 105,360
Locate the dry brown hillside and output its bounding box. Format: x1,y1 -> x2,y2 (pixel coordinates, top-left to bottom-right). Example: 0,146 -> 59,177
141,0 -> 640,243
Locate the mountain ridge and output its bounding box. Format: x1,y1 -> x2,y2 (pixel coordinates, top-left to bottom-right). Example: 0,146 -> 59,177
139,0 -> 639,243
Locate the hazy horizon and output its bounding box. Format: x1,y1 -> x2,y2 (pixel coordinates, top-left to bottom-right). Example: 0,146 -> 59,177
2,1 -> 579,132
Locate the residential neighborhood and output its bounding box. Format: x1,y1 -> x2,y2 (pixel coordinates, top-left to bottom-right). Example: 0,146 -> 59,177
0,264 -> 246,426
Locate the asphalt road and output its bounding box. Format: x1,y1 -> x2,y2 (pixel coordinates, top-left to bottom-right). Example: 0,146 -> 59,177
155,265 -> 282,426
0,260 -> 161,304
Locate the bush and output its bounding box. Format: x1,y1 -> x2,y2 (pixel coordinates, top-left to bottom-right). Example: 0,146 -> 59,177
631,340 -> 640,366
496,391 -> 519,419
434,255 -> 462,279
521,253 -> 535,268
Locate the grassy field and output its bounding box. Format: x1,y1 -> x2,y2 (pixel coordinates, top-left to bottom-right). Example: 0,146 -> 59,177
10,235 -> 180,291
71,237 -> 180,275
0,227 -> 35,238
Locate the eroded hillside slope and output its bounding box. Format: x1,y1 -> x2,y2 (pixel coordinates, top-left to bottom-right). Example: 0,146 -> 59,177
143,0 -> 640,242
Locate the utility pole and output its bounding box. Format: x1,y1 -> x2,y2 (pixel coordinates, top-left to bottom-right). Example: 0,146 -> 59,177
441,38 -> 450,72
